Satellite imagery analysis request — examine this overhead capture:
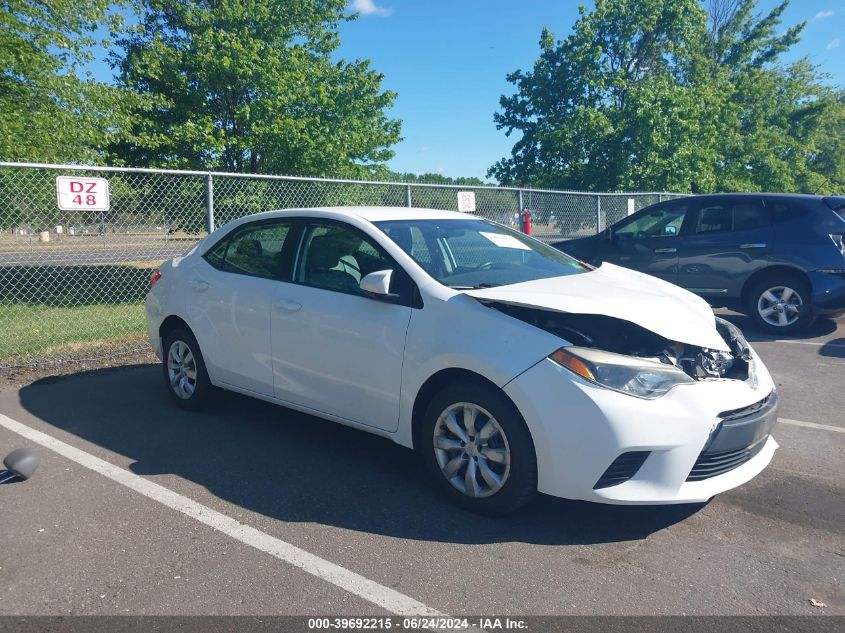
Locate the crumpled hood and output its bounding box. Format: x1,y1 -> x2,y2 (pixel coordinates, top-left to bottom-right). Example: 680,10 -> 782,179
464,263 -> 730,351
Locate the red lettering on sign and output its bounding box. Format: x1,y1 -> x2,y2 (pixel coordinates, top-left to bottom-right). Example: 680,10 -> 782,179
85,182 -> 97,193
70,181 -> 83,193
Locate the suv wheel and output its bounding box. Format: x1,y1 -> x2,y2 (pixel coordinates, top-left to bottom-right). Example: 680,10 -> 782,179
746,275 -> 814,334
421,381 -> 537,515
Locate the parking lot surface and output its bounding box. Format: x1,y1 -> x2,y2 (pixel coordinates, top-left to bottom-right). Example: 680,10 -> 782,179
1,314 -> 843,617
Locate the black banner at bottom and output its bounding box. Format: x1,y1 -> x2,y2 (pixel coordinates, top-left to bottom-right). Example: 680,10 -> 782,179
0,616 -> 841,633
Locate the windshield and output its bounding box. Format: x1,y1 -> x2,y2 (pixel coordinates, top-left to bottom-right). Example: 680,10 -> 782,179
374,218 -> 587,289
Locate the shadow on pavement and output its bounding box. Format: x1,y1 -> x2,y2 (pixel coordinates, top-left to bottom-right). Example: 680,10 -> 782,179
819,337 -> 845,358
18,364 -> 702,546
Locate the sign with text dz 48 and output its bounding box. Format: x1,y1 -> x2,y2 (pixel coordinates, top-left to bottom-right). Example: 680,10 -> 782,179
56,176 -> 110,211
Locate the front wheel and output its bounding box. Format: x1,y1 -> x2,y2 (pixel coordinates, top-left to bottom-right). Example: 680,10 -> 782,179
421,381 -> 537,515
746,276 -> 814,334
162,328 -> 214,410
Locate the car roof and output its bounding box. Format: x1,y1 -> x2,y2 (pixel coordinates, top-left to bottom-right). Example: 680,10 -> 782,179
679,193 -> 828,202
235,206 -> 476,223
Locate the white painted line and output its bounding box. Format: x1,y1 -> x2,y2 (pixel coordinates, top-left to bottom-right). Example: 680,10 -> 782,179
766,339 -> 845,349
779,418 -> 845,434
0,412 -> 442,617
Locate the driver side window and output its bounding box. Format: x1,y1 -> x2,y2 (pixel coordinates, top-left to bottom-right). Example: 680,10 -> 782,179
297,222 -> 394,295
615,203 -> 689,238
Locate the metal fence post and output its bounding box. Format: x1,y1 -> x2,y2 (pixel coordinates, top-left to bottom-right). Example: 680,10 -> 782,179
518,189 -> 524,212
206,173 -> 215,233
596,195 -> 602,233
405,184 -> 412,208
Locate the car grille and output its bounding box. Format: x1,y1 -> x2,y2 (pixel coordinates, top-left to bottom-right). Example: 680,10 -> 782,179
717,393 -> 774,422
686,392 -> 777,482
686,437 -> 767,481
593,451 -> 651,489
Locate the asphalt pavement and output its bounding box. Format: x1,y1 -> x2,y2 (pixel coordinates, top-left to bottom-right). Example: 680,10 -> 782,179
0,315 -> 842,617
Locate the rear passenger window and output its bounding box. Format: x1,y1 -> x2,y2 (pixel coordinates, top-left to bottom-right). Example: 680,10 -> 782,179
204,221 -> 292,280
733,204 -> 768,230
204,238 -> 229,270
692,202 -> 768,234
770,202 -> 809,221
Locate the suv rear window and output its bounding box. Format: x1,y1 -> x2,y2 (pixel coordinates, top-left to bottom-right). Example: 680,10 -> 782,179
824,197 -> 845,219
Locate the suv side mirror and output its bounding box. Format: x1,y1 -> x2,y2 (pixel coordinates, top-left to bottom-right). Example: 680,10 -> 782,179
360,269 -> 399,299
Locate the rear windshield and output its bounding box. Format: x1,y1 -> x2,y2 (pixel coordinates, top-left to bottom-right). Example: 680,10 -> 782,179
824,196 -> 845,219
373,218 -> 587,289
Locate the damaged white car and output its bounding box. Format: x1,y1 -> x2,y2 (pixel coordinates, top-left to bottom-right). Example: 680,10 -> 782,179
145,207 -> 779,514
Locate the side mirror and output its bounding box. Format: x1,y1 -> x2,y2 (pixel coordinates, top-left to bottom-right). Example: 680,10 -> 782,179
360,269 -> 398,299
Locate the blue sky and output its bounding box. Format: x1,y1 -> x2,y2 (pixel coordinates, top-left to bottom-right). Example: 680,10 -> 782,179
89,1 -> 845,180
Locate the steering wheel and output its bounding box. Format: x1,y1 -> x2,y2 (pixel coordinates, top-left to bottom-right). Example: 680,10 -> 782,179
474,261 -> 495,270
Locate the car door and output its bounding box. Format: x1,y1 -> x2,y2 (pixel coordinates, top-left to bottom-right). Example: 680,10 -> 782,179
186,219 -> 295,397
601,200 -> 691,284
677,197 -> 774,299
270,220 -> 414,432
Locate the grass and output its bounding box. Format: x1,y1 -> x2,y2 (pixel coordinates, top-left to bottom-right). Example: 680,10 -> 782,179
0,302 -> 147,360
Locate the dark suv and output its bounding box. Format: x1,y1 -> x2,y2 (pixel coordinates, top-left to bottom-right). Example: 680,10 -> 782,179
554,194 -> 845,333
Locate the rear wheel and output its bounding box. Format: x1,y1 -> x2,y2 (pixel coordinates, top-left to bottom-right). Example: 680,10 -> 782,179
746,274 -> 814,334
162,328 -> 214,410
421,381 -> 537,515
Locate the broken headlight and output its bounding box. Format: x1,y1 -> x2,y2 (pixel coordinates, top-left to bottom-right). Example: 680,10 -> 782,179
549,346 -> 695,399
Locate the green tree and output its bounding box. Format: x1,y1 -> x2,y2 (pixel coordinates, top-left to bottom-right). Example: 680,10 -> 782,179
702,1 -> 845,193
0,0 -> 137,163
489,0 -> 709,192
490,0 -> 845,194
112,0 -> 402,177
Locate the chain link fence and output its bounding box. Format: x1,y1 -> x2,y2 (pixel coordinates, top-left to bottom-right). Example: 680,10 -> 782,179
0,161 -> 682,368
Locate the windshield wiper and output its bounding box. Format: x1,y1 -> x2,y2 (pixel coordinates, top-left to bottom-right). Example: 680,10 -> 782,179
448,282 -> 502,289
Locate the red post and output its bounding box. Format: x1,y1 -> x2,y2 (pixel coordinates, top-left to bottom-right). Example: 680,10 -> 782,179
521,209 -> 533,236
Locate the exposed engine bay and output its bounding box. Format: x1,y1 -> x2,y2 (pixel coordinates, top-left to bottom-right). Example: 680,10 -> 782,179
484,302 -> 753,381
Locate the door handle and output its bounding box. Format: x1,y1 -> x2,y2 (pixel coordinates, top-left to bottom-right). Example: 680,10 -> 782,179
189,279 -> 210,292
654,247 -> 677,254
739,243 -> 767,249
273,299 -> 302,313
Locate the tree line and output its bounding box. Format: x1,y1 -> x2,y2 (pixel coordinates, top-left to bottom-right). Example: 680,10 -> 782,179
490,0 -> 845,194
1,0 -> 400,179
1,0 -> 842,193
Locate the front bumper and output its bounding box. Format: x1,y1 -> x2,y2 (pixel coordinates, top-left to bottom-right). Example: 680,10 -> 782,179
504,350 -> 778,505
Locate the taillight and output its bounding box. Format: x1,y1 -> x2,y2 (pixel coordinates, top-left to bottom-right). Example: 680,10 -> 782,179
148,270 -> 162,288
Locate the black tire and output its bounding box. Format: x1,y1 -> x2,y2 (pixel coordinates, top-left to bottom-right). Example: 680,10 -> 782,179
421,380 -> 537,516
745,274 -> 814,335
161,328 -> 215,410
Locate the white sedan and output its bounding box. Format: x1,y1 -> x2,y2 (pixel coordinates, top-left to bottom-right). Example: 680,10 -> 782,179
145,207 -> 779,514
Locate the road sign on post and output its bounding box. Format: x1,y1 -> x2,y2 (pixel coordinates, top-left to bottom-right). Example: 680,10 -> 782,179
56,176 -> 110,211
457,191 -> 476,212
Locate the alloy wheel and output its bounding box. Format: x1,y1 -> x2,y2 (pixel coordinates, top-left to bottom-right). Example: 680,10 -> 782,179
757,285 -> 803,327
432,402 -> 511,498
167,340 -> 198,399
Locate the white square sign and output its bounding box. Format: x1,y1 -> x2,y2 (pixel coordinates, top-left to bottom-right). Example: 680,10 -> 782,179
457,191 -> 476,212
56,176 -> 110,211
